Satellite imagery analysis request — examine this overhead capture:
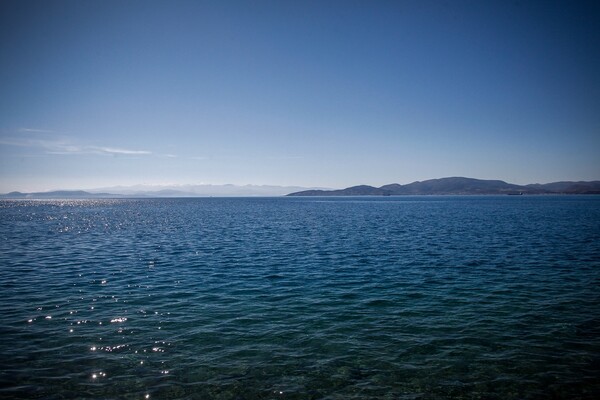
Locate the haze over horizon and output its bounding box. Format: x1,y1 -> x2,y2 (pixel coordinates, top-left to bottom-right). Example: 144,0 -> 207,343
1,0 -> 599,193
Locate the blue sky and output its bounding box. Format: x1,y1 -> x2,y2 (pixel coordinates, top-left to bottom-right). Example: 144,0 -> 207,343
1,0 -> 599,192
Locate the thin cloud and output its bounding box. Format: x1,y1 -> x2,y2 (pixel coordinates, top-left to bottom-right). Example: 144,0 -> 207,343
88,146 -> 151,155
1,135 -> 152,156
19,128 -> 56,133
0,138 -> 32,147
267,155 -> 303,160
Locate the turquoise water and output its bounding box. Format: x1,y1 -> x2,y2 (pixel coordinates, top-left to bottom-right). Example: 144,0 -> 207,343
0,196 -> 599,399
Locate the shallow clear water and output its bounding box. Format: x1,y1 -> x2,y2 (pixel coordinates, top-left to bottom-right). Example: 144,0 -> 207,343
0,196 -> 599,399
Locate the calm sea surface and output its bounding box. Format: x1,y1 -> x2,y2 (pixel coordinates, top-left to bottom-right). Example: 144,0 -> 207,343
0,196 -> 599,399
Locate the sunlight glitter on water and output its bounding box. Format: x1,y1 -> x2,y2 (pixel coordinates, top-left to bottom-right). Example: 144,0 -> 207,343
0,197 -> 599,399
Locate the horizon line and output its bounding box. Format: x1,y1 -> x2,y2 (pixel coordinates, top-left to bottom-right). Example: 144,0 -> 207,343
2,176 -> 599,196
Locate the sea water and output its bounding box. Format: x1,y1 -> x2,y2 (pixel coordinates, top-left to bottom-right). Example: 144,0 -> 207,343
0,196 -> 599,399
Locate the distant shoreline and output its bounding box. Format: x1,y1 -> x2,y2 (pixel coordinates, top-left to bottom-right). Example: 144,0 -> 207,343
2,176 -> 600,200
287,177 -> 600,196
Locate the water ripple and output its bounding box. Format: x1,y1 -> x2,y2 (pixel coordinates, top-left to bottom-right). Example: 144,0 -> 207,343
0,196 -> 599,399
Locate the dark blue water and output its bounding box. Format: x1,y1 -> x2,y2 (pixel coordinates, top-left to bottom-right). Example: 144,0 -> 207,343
0,196 -> 599,399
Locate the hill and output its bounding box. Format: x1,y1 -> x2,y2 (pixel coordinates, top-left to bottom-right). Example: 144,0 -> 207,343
287,177 -> 600,196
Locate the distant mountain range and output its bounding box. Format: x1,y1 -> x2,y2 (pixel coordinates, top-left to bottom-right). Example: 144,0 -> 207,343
87,184 -> 325,197
2,178 -> 599,199
287,177 -> 600,196
0,190 -> 123,199
0,184 -> 327,199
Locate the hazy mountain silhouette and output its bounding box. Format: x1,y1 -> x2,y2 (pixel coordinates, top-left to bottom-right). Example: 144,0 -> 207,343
0,190 -> 120,199
2,178 -> 599,198
0,184 -> 326,198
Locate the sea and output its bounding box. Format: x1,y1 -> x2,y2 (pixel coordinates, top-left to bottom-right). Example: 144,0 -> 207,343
0,196 -> 599,399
